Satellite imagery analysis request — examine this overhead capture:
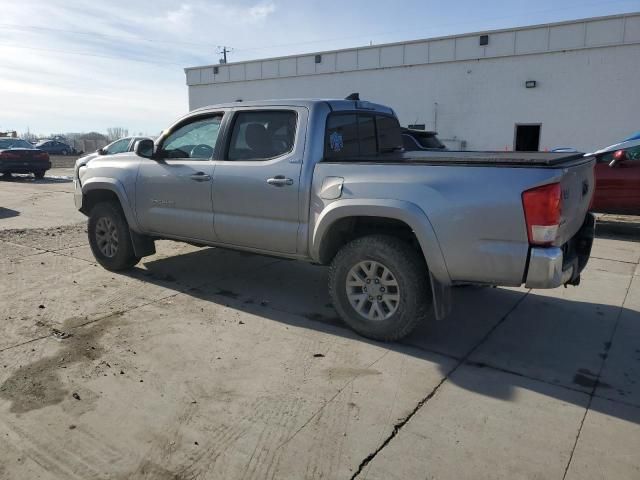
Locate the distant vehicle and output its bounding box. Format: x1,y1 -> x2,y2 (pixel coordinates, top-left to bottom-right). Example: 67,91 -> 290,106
75,98 -> 595,342
0,138 -> 51,178
36,139 -> 74,156
590,138 -> 640,215
551,147 -> 579,153
78,136 -> 153,163
99,136 -> 153,156
401,128 -> 447,151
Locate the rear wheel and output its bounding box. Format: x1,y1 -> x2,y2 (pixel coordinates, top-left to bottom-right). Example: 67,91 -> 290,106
33,171 -> 45,179
61,149 -> 68,156
329,235 -> 433,341
88,202 -> 140,271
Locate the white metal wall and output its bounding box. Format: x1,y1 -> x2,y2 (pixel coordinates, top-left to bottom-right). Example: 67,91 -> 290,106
186,14 -> 640,152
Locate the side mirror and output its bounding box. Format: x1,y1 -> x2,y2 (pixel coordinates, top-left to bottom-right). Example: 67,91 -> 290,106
134,139 -> 155,159
609,149 -> 629,168
97,148 -> 106,155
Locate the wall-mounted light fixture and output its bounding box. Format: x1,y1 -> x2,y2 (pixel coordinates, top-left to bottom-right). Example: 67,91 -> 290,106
525,80 -> 537,88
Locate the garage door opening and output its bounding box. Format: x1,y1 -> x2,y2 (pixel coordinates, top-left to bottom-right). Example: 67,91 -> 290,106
514,124 -> 541,151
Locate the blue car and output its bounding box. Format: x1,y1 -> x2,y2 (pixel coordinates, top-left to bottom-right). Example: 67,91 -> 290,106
36,139 -> 74,156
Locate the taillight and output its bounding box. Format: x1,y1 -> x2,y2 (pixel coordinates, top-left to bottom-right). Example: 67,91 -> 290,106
522,183 -> 561,246
0,151 -> 19,160
37,151 -> 49,160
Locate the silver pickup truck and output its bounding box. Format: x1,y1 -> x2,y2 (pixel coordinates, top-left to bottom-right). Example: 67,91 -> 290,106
74,98 -> 595,341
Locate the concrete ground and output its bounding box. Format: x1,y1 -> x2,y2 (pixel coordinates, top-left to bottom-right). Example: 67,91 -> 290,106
1,169 -> 639,479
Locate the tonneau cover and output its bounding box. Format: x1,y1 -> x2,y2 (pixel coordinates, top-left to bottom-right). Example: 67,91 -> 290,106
326,151 -> 592,167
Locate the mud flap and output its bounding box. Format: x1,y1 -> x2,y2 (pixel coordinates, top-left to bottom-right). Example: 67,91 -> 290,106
429,272 -> 452,320
130,230 -> 156,258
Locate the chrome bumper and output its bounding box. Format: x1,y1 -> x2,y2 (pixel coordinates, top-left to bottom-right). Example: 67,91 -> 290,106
524,213 -> 596,289
525,247 -> 574,288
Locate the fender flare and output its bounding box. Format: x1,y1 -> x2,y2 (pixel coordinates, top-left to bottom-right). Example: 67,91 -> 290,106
311,199 -> 451,286
81,177 -> 141,232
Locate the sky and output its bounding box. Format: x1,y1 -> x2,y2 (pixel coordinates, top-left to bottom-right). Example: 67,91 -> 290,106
1,0 -> 638,136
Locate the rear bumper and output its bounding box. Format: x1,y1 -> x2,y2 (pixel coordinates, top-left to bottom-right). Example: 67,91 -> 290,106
525,213 -> 596,288
0,160 -> 51,173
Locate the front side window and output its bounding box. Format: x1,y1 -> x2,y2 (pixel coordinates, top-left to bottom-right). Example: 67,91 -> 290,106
161,115 -> 222,159
105,138 -> 130,155
227,110 -> 297,161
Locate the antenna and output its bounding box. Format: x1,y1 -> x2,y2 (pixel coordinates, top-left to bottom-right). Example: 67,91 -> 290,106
345,93 -> 360,101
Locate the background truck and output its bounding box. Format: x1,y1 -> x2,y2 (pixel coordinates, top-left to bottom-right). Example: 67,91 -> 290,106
74,98 -> 596,341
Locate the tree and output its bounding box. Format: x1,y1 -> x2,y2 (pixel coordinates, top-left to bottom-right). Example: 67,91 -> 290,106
107,127 -> 129,142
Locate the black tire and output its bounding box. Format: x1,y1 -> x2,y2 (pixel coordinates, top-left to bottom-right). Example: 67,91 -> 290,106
329,235 -> 433,341
33,171 -> 45,179
1,172 -> 12,179
88,202 -> 140,271
61,149 -> 68,156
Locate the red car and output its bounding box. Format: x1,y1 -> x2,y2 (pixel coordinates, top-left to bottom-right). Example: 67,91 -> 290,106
591,140 -> 640,215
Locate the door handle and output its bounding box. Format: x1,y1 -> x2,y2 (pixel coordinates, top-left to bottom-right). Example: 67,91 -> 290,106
267,176 -> 294,187
190,172 -> 211,182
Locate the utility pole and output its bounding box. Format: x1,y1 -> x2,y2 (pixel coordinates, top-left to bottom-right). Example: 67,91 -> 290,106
217,46 -> 231,64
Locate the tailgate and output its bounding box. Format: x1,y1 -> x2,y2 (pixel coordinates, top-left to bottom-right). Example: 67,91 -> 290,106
556,156 -> 595,246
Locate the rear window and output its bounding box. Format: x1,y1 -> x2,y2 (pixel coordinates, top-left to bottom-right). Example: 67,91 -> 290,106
0,139 -> 33,149
325,113 -> 401,160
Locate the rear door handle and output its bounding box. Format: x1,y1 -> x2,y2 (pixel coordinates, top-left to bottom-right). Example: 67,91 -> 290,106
190,172 -> 211,182
267,176 -> 294,187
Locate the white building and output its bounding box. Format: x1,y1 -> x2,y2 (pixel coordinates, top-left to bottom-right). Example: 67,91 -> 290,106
185,13 -> 640,152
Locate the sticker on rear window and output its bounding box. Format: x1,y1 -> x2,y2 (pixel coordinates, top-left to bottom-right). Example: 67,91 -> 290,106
329,131 -> 344,152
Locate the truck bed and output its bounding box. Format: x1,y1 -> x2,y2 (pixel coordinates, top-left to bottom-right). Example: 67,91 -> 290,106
325,151 -> 591,167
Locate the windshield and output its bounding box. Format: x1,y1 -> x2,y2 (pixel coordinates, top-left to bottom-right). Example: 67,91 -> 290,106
416,134 -> 446,149
0,139 -> 34,149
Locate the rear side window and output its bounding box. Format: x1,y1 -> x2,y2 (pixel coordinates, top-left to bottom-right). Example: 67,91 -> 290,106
377,115 -> 402,152
325,113 -> 401,160
227,110 -> 297,161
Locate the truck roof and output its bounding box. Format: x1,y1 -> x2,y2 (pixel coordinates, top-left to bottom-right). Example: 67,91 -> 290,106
190,98 -> 394,115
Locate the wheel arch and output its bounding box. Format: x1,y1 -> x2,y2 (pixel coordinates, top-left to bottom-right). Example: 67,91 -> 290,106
311,199 -> 451,286
80,178 -> 140,232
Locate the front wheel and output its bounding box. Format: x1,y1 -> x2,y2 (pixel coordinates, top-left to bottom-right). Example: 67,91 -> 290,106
88,202 -> 140,271
61,149 -> 68,156
329,235 -> 433,341
33,171 -> 45,179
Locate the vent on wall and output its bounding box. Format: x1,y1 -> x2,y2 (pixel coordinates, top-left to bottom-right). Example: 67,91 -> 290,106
479,34 -> 489,46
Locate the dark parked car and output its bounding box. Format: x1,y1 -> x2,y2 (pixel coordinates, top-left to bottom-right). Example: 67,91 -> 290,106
401,128 -> 447,151
36,139 -> 74,155
591,139 -> 640,215
0,138 -> 51,178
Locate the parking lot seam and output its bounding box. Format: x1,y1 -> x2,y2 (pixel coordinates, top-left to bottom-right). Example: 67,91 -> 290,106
351,290 -> 530,479
561,275 -> 634,480
590,255 -> 640,265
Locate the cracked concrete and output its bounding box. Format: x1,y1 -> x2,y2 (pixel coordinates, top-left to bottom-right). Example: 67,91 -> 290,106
1,170 -> 639,479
